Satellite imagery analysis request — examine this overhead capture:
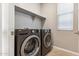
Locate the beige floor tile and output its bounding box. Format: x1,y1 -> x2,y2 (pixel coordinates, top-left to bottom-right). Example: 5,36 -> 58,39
47,48 -> 77,56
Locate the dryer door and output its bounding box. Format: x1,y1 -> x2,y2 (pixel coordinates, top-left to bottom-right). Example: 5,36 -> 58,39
20,35 -> 40,56
44,33 -> 52,48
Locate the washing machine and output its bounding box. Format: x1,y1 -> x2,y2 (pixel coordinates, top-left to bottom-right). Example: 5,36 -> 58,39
15,29 -> 41,56
41,29 -> 52,56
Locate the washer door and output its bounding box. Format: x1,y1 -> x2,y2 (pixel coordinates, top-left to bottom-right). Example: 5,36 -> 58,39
44,33 -> 52,48
20,35 -> 40,56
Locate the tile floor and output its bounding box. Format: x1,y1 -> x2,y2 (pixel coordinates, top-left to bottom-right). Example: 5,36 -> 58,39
47,47 -> 77,56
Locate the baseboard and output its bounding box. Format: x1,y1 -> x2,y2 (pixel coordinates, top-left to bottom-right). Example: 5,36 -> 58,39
53,46 -> 79,56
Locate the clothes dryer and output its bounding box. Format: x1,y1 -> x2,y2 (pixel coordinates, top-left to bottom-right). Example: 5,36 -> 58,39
41,29 -> 52,56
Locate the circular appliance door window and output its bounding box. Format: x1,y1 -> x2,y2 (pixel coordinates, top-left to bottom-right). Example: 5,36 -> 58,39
20,35 -> 40,56
44,33 -> 52,48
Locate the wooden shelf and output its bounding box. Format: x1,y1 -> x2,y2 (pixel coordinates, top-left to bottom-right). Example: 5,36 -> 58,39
15,6 -> 46,20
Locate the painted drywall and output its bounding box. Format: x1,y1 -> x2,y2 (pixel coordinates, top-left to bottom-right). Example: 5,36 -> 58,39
15,3 -> 41,15
40,3 -> 57,46
0,4 -> 2,56
2,4 -> 10,56
54,31 -> 79,52
15,11 -> 42,29
8,4 -> 15,56
41,3 -> 79,52
1,4 -> 15,56
53,4 -> 79,52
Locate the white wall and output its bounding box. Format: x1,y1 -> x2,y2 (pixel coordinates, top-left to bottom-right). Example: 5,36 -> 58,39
1,3 -> 15,56
40,3 -> 57,45
15,3 -> 41,15
2,4 -> 10,56
15,11 -> 42,29
40,3 -> 57,31
54,31 -> 79,52
0,4 -> 2,56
